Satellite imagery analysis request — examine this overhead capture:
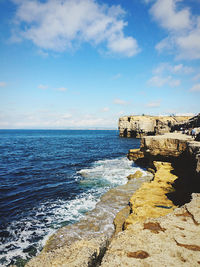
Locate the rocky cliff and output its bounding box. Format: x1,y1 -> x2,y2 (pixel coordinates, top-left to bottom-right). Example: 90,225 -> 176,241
24,132 -> 200,267
128,133 -> 200,205
101,133 -> 200,267
173,113 -> 200,131
118,115 -> 191,138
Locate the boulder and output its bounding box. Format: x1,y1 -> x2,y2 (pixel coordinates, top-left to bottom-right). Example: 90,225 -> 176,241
127,171 -> 143,180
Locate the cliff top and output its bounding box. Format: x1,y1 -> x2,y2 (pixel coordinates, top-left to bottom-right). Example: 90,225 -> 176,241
144,132 -> 193,141
119,115 -> 192,121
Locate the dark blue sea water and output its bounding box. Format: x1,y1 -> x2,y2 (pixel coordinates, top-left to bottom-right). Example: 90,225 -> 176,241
0,130 -> 140,266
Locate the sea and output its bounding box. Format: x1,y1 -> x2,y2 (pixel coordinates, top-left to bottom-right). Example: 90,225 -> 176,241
0,130 -> 141,266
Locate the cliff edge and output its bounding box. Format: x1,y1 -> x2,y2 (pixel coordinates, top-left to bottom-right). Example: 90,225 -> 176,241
118,115 -> 191,138
102,133 -> 200,267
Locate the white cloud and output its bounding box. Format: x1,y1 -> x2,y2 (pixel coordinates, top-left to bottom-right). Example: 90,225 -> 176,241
114,98 -> 130,105
0,82 -> 7,87
193,73 -> 200,81
38,84 -> 48,89
148,75 -> 180,87
150,0 -> 191,31
175,112 -> 194,116
111,73 -> 122,80
56,87 -> 68,92
148,76 -> 168,87
61,113 -> 72,119
190,83 -> 200,92
0,110 -> 118,129
148,0 -> 200,59
146,100 -> 161,108
118,110 -> 126,116
153,62 -> 193,75
12,0 -> 140,57
101,107 -> 110,112
168,78 -> 180,87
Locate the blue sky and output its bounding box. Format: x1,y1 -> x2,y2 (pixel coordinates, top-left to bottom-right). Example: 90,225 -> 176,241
0,0 -> 200,129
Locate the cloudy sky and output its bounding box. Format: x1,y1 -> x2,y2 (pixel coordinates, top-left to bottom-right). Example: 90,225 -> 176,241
0,0 -> 200,129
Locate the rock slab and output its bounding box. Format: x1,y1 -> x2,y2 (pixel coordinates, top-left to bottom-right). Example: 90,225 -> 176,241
101,193 -> 200,267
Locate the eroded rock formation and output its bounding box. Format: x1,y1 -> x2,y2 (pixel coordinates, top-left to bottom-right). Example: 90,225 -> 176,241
101,133 -> 200,266
173,113 -> 200,131
101,193 -> 200,267
125,161 -> 178,228
118,115 -> 191,138
128,133 -> 200,206
128,133 -> 200,176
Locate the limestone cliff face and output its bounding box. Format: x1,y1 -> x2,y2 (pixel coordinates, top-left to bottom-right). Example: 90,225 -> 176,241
118,115 -> 191,138
101,133 -> 200,267
140,133 -> 193,157
128,133 -> 200,175
127,132 -> 200,209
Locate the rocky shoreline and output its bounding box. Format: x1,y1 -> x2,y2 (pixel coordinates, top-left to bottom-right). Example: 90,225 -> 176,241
19,115 -> 200,267
24,169 -> 153,267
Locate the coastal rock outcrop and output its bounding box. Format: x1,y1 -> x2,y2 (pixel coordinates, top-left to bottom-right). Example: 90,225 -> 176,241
101,132 -> 200,266
101,193 -> 200,267
140,133 -> 193,157
118,115 -> 191,138
125,161 -> 177,228
128,133 -> 200,206
173,113 -> 200,131
128,133 -> 200,175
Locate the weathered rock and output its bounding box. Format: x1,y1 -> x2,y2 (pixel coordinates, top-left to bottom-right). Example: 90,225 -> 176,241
101,193 -> 200,267
128,133 -> 200,207
127,149 -> 144,161
125,161 -> 177,228
173,113 -> 200,131
127,170 -> 143,180
140,133 -> 193,157
138,133 -> 200,177
187,141 -> 200,174
113,206 -> 130,234
119,115 -> 191,138
26,236 -> 109,267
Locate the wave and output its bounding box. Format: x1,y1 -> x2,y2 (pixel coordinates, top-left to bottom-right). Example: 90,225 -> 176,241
77,157 -> 146,186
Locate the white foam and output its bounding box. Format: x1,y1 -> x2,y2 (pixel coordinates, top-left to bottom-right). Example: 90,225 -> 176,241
78,157 -> 146,186
0,191 -> 100,266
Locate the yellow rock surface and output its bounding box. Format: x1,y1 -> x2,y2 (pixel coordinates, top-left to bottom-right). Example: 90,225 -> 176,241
101,194 -> 200,267
127,170 -> 143,180
127,148 -> 144,161
125,161 -> 177,228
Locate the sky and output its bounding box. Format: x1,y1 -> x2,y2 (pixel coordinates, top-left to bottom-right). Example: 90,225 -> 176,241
0,0 -> 200,129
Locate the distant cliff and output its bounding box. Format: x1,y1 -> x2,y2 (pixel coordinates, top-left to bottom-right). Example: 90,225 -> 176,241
118,115 -> 191,138
172,113 -> 200,132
